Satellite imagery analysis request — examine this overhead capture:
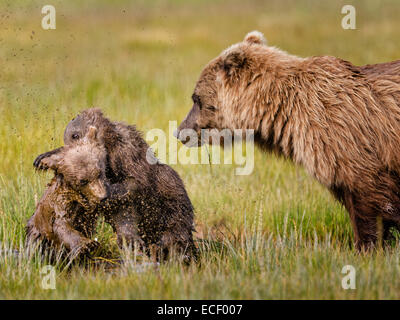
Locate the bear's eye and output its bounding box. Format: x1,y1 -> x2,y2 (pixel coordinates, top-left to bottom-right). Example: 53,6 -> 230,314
79,179 -> 89,186
207,105 -> 216,112
72,133 -> 80,140
192,94 -> 202,109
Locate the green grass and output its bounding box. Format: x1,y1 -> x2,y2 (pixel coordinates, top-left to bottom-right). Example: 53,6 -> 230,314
1,0 -> 400,299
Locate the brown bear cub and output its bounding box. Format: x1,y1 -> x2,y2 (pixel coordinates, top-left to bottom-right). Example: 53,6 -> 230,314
33,108 -> 196,261
176,31 -> 400,251
26,126 -> 107,258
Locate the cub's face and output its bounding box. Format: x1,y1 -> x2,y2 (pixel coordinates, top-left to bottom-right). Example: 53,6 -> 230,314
63,108 -> 106,146
58,143 -> 108,203
43,126 -> 108,204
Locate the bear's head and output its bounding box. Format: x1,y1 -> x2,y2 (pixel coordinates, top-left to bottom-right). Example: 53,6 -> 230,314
63,108 -> 111,146
176,31 -> 296,147
42,126 -> 109,204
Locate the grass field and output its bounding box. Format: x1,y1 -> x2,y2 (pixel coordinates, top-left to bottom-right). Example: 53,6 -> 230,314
1,0 -> 400,299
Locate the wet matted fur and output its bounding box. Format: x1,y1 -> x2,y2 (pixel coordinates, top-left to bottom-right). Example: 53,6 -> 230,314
34,108 -> 197,261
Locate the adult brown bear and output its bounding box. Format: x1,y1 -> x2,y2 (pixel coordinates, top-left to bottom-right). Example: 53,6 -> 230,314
176,31 -> 400,250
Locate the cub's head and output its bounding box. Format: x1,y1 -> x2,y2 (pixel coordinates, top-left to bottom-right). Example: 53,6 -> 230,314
176,31 -> 293,147
43,126 -> 108,204
63,108 -> 110,147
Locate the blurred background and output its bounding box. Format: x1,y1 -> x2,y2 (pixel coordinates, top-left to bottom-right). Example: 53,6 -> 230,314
0,0 -> 400,299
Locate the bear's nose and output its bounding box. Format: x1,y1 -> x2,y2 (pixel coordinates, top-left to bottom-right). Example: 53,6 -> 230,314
174,128 -> 197,145
173,129 -> 179,139
89,181 -> 108,202
175,130 -> 189,144
98,193 -> 108,202
174,129 -> 189,144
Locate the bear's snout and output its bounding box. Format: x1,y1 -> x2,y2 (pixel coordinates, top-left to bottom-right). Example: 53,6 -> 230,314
88,180 -> 108,202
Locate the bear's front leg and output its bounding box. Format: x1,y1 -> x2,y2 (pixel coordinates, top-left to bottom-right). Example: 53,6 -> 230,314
53,215 -> 99,259
341,189 -> 387,251
105,207 -> 144,250
25,187 -> 59,252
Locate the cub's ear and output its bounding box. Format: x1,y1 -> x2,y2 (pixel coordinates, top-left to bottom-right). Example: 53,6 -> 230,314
223,50 -> 247,78
244,30 -> 267,46
41,153 -> 64,171
86,126 -> 98,141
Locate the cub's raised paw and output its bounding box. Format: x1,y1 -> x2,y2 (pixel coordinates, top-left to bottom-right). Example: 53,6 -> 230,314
33,153 -> 51,170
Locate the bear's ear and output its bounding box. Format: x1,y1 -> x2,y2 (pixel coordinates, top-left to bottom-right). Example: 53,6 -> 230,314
244,31 -> 267,46
223,50 -> 247,78
86,126 -> 98,142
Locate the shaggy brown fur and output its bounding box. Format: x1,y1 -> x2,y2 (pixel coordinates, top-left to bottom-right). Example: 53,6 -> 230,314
34,108 -> 196,261
176,31 -> 400,250
26,127 -> 107,258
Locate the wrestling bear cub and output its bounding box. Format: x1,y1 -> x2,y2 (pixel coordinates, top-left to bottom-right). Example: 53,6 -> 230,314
29,109 -> 197,261
26,126 -> 107,259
